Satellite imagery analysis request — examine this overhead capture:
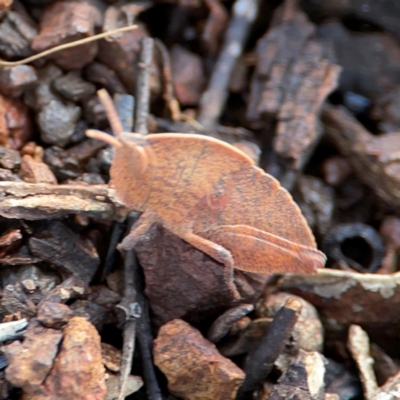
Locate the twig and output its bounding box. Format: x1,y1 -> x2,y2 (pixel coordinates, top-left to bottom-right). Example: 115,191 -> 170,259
236,298 -> 302,398
131,37 -> 162,400
116,248 -> 141,400
0,25 -> 138,68
135,38 -> 154,134
197,0 -> 261,131
207,304 -> 254,343
110,93 -> 139,400
117,37 -> 162,400
154,39 -> 181,122
135,267 -> 162,400
0,182 -> 126,221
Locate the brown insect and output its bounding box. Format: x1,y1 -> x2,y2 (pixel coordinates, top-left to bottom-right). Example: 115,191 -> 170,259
87,90 -> 326,274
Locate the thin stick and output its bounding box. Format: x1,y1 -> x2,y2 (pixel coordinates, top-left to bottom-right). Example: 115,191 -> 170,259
0,25 -> 138,68
197,0 -> 261,131
134,38 -> 154,135
135,268 -> 162,400
117,39 -> 160,398
237,298 -> 301,398
117,248 -> 140,400
154,39 -> 181,121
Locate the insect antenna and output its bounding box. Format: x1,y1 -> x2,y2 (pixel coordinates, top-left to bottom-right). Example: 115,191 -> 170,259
86,129 -> 122,147
97,89 -> 124,137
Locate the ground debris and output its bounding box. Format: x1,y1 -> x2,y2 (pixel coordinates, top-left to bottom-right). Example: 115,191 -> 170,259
323,104 -> 400,208
40,317 -> 106,400
153,319 -> 245,400
247,0 -> 340,185
267,350 -> 326,400
276,269 -> 400,340
4,319 -> 63,397
0,181 -> 126,220
1,0 -> 400,398
28,221 -> 100,284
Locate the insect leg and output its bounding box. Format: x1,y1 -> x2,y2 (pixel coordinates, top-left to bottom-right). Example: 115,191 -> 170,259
203,225 -> 326,274
179,231 -> 239,299
118,210 -> 159,251
180,231 -> 234,268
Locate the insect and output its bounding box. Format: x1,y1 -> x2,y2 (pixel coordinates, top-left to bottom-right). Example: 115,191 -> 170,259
87,90 -> 326,274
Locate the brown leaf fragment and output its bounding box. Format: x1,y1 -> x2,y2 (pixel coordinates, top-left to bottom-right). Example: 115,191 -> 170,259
4,319 -> 63,397
153,319 -> 245,400
267,350 -> 326,400
20,154 -> 57,184
40,317 -> 107,400
133,224 -> 240,326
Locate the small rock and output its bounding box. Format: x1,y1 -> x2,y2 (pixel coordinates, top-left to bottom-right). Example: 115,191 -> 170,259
0,11 -> 38,59
26,63 -> 63,111
70,300 -> 109,331
37,301 -> 73,329
4,319 -> 63,397
0,168 -> 21,181
153,319 -> 245,400
41,317 -> 107,400
43,146 -> 81,181
31,1 -> 101,70
84,62 -> 127,95
0,65 -> 37,97
53,71 -> 96,102
106,372 -> 143,400
20,154 -> 57,184
101,343 -> 121,372
37,99 -> 81,147
0,146 -> 21,170
0,93 -> 32,149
